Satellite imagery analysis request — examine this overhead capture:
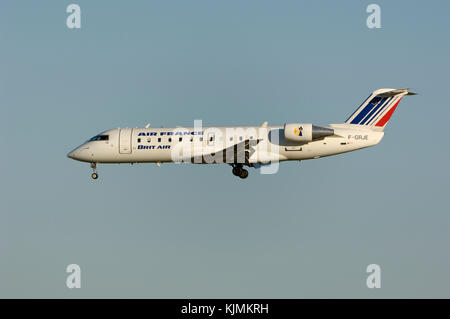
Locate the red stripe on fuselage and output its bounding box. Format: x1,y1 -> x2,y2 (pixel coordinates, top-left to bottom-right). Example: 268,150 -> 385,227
374,98 -> 402,127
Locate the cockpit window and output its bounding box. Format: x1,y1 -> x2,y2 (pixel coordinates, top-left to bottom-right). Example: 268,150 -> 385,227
89,135 -> 109,141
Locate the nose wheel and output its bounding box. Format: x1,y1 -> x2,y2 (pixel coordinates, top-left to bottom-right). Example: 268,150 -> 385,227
231,164 -> 249,179
90,163 -> 99,180
239,169 -> 249,179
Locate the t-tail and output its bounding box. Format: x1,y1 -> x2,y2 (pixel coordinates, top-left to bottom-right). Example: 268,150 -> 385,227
345,88 -> 416,131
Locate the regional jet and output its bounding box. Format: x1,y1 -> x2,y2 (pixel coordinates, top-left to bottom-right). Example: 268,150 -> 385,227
67,88 -> 415,179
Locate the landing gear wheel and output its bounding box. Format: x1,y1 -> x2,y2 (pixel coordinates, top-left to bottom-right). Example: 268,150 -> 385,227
90,163 -> 98,180
232,167 -> 242,176
239,169 -> 249,179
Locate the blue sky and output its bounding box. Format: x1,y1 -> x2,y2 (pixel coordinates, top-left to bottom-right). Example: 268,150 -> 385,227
1,0 -> 449,298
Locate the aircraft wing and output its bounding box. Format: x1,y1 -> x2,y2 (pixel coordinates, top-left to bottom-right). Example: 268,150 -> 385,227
191,138 -> 263,165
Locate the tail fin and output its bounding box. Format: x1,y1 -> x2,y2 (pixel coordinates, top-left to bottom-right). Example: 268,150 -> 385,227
345,88 -> 416,130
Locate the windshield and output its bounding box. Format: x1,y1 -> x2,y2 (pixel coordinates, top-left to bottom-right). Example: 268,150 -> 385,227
89,135 -> 109,141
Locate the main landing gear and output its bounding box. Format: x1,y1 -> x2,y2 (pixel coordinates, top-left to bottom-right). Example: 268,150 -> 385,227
231,164 -> 249,179
91,162 -> 98,180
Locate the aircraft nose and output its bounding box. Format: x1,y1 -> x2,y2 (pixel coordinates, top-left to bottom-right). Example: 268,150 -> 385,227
67,145 -> 91,162
67,147 -> 80,159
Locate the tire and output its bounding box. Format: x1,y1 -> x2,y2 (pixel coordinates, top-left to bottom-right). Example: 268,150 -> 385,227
91,173 -> 98,180
239,169 -> 249,179
232,167 -> 241,176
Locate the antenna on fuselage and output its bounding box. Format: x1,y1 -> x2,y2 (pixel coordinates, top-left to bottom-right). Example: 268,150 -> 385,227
145,123 -> 151,128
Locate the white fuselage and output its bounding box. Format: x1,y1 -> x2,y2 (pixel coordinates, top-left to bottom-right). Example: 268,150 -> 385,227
67,124 -> 384,165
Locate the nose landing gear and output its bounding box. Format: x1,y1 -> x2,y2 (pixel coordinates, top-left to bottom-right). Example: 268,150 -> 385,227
231,164 -> 249,179
91,163 -> 98,180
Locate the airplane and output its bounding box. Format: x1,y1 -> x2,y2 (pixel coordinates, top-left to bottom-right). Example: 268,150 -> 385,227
67,88 -> 415,179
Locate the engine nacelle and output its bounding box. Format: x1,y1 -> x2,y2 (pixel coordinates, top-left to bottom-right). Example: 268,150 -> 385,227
284,123 -> 334,142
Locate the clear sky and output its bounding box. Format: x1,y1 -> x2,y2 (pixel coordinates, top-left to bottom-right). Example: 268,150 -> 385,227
1,0 -> 449,298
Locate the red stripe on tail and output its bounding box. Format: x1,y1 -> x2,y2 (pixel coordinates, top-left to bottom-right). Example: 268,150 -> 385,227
374,98 -> 402,127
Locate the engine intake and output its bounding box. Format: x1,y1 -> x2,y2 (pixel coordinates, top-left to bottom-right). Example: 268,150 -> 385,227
284,123 -> 334,142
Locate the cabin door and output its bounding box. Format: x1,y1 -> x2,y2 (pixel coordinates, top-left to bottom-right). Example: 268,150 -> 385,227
119,128 -> 133,154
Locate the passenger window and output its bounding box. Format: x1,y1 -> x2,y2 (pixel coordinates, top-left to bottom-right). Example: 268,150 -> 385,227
239,136 -> 243,141
179,137 -> 182,142
137,138 -> 141,143
199,137 -> 203,142
190,137 -> 193,142
158,138 -> 161,142
168,138 -> 172,142
147,138 -> 151,143
229,137 -> 233,141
